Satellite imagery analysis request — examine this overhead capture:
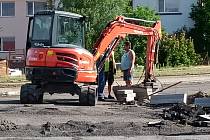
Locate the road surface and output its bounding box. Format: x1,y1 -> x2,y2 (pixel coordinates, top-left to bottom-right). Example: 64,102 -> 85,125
0,75 -> 210,138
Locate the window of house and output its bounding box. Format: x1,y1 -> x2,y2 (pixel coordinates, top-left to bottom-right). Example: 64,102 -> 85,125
0,37 -> 15,51
26,1 -> 47,16
159,0 -> 180,13
0,2 -> 15,17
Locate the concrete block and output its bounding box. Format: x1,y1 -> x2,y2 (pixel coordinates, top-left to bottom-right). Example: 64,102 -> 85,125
150,93 -> 187,105
113,86 -> 153,103
116,90 -> 136,102
117,90 -> 133,94
126,93 -> 136,102
199,115 -> 210,120
135,86 -> 152,102
194,98 -> 210,107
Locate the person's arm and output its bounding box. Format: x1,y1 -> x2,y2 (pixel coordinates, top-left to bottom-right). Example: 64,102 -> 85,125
129,50 -> 135,70
110,51 -> 117,74
113,59 -> 117,74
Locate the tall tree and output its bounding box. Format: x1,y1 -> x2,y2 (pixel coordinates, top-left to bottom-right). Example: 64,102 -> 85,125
190,0 -> 210,59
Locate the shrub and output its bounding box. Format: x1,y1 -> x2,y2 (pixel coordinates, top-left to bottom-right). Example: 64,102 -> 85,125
158,32 -> 200,67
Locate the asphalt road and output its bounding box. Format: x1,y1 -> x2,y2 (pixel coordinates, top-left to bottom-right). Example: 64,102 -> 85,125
0,75 -> 210,138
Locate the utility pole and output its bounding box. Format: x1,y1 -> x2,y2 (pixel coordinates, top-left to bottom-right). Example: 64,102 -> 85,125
203,33 -> 209,65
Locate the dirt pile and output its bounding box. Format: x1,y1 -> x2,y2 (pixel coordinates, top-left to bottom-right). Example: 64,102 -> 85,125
187,91 -> 209,104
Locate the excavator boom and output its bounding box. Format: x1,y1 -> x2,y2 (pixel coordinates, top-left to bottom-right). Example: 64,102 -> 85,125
93,16 -> 161,83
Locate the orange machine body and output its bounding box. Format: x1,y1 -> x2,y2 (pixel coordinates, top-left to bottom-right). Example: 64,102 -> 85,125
26,47 -> 97,83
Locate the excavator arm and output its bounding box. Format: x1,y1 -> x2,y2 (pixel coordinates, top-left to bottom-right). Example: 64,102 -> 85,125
93,16 -> 161,84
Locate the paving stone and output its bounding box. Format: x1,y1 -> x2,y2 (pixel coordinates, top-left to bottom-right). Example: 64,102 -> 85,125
117,90 -> 133,94
194,98 -> 210,107
150,93 -> 187,105
116,90 -> 136,102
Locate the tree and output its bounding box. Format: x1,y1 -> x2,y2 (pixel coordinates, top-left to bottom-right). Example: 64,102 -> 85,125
190,0 -> 210,59
61,0 -> 130,51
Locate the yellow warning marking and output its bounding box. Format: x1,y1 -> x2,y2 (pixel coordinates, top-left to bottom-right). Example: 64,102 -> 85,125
47,50 -> 54,56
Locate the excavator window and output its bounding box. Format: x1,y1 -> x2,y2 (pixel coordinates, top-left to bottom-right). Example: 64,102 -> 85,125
26,17 -> 33,53
32,15 -> 52,41
56,16 -> 84,47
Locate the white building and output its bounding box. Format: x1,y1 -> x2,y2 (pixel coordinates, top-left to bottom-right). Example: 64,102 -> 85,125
133,0 -> 197,33
0,0 -> 48,60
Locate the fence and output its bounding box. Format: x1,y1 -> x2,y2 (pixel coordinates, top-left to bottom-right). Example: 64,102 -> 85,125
0,49 -> 25,76
7,49 -> 26,69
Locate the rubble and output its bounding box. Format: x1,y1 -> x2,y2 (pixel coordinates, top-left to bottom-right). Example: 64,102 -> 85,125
147,120 -> 164,127
187,91 -> 208,104
41,122 -> 53,135
199,114 -> 210,120
0,120 -> 17,131
162,104 -> 210,127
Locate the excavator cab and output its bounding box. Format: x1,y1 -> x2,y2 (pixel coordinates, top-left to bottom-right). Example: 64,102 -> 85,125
27,10 -> 85,50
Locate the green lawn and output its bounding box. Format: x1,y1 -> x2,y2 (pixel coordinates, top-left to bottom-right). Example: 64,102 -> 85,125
116,65 -> 210,78
155,65 -> 210,76
0,75 -> 27,83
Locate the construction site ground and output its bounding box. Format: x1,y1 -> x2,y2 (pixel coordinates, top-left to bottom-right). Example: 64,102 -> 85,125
1,75 -> 210,139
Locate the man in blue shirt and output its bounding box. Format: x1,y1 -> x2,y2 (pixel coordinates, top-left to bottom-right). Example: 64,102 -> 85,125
121,41 -> 135,87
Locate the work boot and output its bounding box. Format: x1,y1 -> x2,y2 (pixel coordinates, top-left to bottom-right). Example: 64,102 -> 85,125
104,96 -> 108,99
108,95 -> 115,99
98,97 -> 105,101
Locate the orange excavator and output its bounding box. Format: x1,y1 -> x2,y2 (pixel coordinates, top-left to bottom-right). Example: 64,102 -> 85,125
21,10 -> 161,106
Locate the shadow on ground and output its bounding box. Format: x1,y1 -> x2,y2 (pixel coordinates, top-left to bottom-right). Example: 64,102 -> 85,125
0,98 -> 80,106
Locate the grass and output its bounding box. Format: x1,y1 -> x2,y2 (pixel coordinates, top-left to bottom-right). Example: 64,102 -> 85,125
0,75 -> 27,83
1,65 -> 210,83
155,65 -> 210,76
116,65 -> 210,78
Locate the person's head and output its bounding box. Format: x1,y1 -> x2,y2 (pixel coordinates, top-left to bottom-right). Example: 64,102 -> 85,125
124,41 -> 131,52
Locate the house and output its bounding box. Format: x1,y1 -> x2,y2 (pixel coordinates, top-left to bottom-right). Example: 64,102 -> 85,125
0,0 -> 49,62
133,0 -> 197,33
